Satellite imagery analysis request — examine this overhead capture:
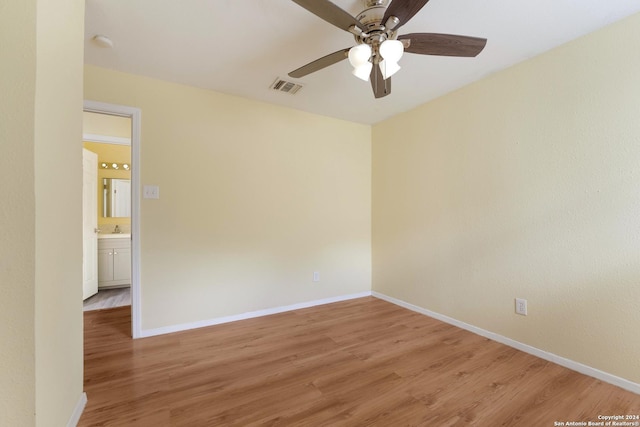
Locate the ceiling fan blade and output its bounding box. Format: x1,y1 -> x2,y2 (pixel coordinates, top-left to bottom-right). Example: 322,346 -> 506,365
370,64 -> 391,98
291,0 -> 366,32
382,0 -> 430,30
399,33 -> 487,57
288,48 -> 350,78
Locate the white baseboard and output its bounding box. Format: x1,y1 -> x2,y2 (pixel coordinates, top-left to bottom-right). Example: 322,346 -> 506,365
372,291 -> 640,395
66,392 -> 87,427
139,291 -> 372,338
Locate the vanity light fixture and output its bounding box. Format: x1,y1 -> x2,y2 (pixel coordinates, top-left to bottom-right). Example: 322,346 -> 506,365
99,162 -> 130,170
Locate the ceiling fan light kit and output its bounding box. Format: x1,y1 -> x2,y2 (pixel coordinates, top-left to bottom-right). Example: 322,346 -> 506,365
288,0 -> 487,98
378,39 -> 404,79
380,59 -> 400,80
348,44 -> 373,81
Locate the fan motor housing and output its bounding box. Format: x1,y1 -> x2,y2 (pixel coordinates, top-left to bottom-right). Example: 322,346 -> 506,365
365,0 -> 388,7
356,5 -> 386,29
353,0 -> 396,51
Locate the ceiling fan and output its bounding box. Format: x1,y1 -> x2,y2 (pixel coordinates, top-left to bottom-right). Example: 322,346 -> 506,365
288,0 -> 487,98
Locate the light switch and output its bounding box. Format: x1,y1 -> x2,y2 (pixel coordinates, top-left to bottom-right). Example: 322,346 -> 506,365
143,185 -> 160,199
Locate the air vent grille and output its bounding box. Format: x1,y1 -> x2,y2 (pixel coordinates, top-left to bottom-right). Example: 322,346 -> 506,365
270,78 -> 303,95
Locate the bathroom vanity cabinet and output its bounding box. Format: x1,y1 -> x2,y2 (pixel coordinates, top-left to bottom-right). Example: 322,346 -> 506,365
98,236 -> 131,288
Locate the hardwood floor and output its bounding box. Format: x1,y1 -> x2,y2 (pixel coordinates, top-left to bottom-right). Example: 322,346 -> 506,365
80,297 -> 640,426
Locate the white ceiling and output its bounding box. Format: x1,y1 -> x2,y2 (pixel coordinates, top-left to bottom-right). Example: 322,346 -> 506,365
84,0 -> 640,125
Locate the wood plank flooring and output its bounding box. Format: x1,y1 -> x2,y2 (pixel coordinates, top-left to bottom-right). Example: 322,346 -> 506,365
80,297 -> 640,426
83,287 -> 131,311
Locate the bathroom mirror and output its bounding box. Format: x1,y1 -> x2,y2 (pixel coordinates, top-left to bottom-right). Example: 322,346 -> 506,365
103,178 -> 131,218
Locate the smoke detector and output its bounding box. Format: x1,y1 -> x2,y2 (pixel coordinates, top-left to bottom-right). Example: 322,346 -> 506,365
92,35 -> 113,48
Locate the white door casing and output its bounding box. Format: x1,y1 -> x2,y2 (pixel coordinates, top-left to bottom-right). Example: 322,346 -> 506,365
82,148 -> 99,300
84,100 -> 141,338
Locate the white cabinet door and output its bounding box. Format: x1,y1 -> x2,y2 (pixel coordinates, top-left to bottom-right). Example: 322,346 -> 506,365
97,238 -> 131,288
98,248 -> 114,283
113,247 -> 131,282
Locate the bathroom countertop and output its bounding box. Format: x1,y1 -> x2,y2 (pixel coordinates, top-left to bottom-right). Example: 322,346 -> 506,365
98,233 -> 131,239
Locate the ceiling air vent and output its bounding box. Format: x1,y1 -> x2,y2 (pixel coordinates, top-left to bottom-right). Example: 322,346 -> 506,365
270,78 -> 303,95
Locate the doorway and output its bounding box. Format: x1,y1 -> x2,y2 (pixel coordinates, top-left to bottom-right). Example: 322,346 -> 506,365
82,100 -> 141,338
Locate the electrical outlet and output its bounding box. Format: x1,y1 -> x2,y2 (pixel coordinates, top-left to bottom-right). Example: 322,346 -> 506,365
313,272 -> 320,282
515,298 -> 528,316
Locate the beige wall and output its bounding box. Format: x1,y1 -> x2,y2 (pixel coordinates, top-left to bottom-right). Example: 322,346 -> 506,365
1,0 -> 85,425
34,0 -> 85,425
84,65 -> 372,330
0,2 -> 37,425
373,13 -> 640,384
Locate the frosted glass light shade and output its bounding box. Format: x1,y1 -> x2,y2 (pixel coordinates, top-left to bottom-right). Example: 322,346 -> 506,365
379,39 -> 404,79
380,60 -> 401,80
352,63 -> 373,81
349,44 -> 372,81
348,44 -> 372,67
379,39 -> 403,62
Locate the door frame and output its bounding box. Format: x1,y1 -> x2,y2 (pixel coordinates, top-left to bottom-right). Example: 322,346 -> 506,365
84,100 -> 142,339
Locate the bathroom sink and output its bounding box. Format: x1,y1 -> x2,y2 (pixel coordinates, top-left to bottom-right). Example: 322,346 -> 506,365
98,233 -> 131,239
